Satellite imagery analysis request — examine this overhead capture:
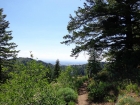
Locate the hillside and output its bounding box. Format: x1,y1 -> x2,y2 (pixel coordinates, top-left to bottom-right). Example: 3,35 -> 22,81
15,57 -> 106,76
15,57 -> 54,67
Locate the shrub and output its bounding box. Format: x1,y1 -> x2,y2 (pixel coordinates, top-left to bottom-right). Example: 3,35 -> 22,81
117,80 -> 140,95
75,76 -> 88,89
57,66 -> 80,90
125,82 -> 139,94
57,87 -> 78,104
88,81 -> 109,102
38,85 -> 65,105
0,60 -> 65,105
68,101 -> 76,105
116,95 -> 138,105
96,70 -> 110,81
87,79 -> 96,91
88,81 -> 118,102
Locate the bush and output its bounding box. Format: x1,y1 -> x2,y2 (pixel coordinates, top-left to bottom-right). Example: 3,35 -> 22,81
68,101 -> 76,105
88,81 -> 118,102
88,81 -> 108,102
96,70 -> 110,81
125,82 -> 139,94
116,95 -> 138,105
57,87 -> 78,104
87,79 -> 96,91
0,60 -> 65,105
75,76 -> 88,89
117,80 -> 140,95
57,66 -> 80,90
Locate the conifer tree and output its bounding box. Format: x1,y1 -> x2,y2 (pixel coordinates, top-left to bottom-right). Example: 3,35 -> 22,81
53,59 -> 60,79
0,8 -> 19,80
87,48 -> 101,78
62,0 -> 140,56
61,0 -> 140,79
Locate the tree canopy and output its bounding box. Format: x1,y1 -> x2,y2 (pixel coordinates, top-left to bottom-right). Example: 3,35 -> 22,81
54,59 -> 61,79
0,8 -> 19,80
61,0 -> 140,57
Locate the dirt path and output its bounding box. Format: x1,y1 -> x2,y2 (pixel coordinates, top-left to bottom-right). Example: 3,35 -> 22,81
76,82 -> 90,105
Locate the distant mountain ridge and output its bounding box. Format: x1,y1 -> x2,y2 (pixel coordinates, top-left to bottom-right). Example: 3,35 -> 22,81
15,57 -> 105,73
15,57 -> 53,67
16,57 -> 88,66
15,57 -> 106,76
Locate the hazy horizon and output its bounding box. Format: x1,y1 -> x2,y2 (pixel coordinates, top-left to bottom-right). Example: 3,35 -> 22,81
44,60 -> 88,65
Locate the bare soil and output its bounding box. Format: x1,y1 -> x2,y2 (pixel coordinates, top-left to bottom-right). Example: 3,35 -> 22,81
76,82 -> 89,105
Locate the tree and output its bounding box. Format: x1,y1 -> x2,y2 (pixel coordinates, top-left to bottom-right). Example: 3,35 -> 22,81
0,8 -> 19,81
87,48 -> 101,78
61,0 -> 140,79
45,65 -> 53,82
62,0 -> 140,55
53,59 -> 60,79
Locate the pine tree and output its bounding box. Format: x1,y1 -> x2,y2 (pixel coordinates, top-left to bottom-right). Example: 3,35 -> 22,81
0,8 -> 19,80
62,0 -> 140,56
53,59 -> 60,79
61,0 -> 140,79
87,48 -> 101,78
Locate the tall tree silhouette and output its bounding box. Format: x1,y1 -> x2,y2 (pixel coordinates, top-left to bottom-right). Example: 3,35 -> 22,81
0,8 -> 19,81
54,59 -> 60,79
61,0 -> 140,79
62,0 -> 140,56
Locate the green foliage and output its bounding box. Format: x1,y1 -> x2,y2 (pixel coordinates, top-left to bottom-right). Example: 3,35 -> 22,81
0,8 -> 19,81
57,66 -> 76,89
0,60 -> 65,105
57,87 -> 78,103
57,65 -> 87,91
53,59 -> 61,79
37,85 -> 65,105
61,0 -> 140,85
61,0 -> 140,58
116,80 -> 140,95
107,50 -> 140,81
88,80 -> 118,102
71,64 -> 87,76
68,101 -> 75,105
87,60 -> 101,78
116,95 -> 138,105
125,82 -> 139,94
96,70 -> 110,82
88,81 -> 107,102
45,65 -> 54,83
75,76 -> 88,88
0,60 -> 84,104
86,48 -> 102,78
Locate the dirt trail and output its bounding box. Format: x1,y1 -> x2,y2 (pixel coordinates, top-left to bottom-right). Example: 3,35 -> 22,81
76,82 -> 90,105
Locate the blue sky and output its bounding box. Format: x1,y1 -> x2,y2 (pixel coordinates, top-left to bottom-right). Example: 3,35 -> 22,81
0,0 -> 89,64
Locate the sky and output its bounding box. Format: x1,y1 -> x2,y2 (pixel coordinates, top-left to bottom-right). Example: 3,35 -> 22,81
0,0 -> 89,65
